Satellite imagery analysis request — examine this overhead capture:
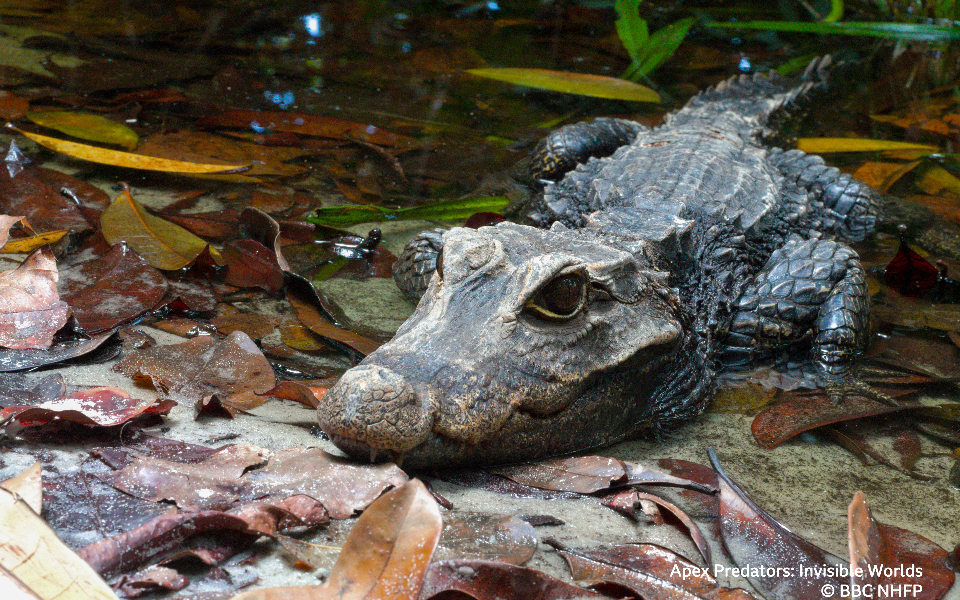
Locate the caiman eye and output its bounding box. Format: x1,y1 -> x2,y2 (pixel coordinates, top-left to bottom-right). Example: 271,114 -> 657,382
524,272 -> 587,321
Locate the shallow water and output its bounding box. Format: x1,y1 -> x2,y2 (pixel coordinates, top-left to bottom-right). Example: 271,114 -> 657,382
0,0 -> 958,596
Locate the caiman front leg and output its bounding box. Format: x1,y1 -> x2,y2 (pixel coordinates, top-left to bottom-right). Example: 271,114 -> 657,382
723,235 -> 869,364
393,118 -> 648,301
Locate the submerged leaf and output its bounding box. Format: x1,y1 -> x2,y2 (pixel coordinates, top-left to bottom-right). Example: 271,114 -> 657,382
796,138 -> 938,153
27,111 -> 139,150
10,126 -> 250,174
101,188 -> 222,270
467,68 -> 660,102
709,449 -> 845,600
307,195 -> 510,228
59,243 -> 168,334
1,387 -> 174,429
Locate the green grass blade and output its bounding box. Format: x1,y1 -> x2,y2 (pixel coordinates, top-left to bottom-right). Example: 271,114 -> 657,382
306,196 -> 511,228
708,20 -> 960,41
614,0 -> 648,63
466,68 -> 659,102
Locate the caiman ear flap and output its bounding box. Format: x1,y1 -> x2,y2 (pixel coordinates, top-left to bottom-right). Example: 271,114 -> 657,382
586,258 -> 672,305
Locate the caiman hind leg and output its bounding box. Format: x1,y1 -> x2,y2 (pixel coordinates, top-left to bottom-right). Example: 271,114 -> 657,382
769,148 -> 883,242
724,235 -> 869,364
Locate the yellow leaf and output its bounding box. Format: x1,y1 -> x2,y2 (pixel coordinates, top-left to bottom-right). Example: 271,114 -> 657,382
27,111 -> 139,150
0,230 -> 68,253
9,125 -> 251,174
916,165 -> 960,195
101,188 -> 223,270
467,68 -> 660,102
851,160 -> 920,192
0,487 -> 118,599
796,137 -> 939,153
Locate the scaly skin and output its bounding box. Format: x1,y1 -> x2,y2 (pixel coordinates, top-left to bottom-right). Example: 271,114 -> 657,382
316,57 -> 883,468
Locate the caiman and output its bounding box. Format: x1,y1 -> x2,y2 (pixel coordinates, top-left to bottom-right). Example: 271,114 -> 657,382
315,57 -> 882,468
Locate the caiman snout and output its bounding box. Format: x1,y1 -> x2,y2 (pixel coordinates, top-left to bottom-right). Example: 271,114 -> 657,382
316,365 -> 435,459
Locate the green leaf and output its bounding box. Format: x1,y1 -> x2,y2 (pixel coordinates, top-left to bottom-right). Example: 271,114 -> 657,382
27,111 -> 139,150
707,20 -> 960,41
614,0 -> 647,62
466,68 -> 659,102
632,17 -> 696,76
823,0 -> 844,22
306,196 -> 511,228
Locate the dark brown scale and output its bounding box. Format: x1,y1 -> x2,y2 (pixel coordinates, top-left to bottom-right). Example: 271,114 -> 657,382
529,118 -> 646,182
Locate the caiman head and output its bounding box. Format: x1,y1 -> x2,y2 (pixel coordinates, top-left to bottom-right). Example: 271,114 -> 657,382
316,222 -> 686,468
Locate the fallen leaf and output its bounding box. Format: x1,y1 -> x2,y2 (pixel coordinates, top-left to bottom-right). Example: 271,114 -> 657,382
306,195 -> 510,228
59,242 -> 168,334
0,332 -> 115,372
851,161 -> 920,192
1,386 -> 174,428
849,491 -> 881,595
324,479 -> 441,599
212,304 -> 281,340
884,234 -> 939,297
875,523 -> 955,600
263,381 -> 325,409
435,512 -> 538,565
0,248 -> 70,349
77,509 -> 258,579
27,110 -> 139,150
0,143 -> 92,232
751,391 -> 910,450
101,187 -> 223,270
200,109 -> 416,148
114,330 -> 276,415
795,138 -> 938,153
138,130 -> 309,178
107,445 -> 407,520
489,455 -> 627,494
420,559 -> 607,600
286,288 -> 382,359
467,67 -> 660,102
0,91 -> 28,120
0,486 -> 118,599
550,538 -> 753,600
114,565 -> 189,597
0,215 -> 28,247
0,229 -> 69,253
10,125 -> 251,174
0,462 -> 41,514
222,239 -> 286,294
709,448 -> 845,600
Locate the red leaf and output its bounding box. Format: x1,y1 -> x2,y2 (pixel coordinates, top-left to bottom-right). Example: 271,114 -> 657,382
884,235 -> 939,297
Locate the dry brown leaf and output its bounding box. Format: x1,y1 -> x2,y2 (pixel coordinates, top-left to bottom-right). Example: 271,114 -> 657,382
0,248 -> 70,349
0,462 -> 41,514
0,486 -> 118,599
113,330 -> 276,414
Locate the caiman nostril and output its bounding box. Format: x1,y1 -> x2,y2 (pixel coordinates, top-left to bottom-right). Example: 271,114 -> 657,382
316,365 -> 434,456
